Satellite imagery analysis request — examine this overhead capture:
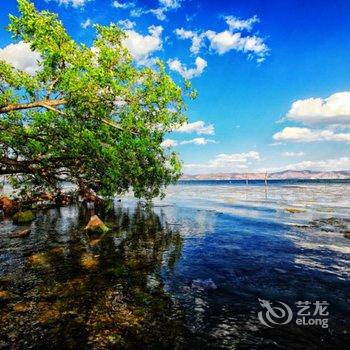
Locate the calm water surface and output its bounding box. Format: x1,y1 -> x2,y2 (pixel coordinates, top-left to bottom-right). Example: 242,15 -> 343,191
0,181 -> 349,349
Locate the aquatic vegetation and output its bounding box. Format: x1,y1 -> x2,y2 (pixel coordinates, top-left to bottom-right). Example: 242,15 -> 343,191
12,210 -> 35,224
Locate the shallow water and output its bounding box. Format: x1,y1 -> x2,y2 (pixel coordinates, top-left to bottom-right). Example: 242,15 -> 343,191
0,181 -> 350,349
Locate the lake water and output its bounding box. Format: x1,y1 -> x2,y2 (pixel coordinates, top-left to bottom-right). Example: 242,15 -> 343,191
0,180 -> 349,349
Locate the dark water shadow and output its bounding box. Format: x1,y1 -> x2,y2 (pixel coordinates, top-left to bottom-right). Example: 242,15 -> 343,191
0,203 -> 202,349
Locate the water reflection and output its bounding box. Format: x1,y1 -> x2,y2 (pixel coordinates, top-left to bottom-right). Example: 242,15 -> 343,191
0,204 -> 193,349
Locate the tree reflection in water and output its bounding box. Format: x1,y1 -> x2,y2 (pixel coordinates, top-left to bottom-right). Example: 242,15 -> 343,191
0,203 -> 195,349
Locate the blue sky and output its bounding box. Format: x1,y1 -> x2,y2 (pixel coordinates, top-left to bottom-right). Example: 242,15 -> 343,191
1,0 -> 350,174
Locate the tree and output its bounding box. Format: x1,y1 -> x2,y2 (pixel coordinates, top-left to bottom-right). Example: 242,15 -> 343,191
0,0 -> 195,201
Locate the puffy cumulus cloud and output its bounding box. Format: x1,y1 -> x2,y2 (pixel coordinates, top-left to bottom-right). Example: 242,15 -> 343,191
183,151 -> 260,173
284,92 -> 350,126
174,28 -> 205,54
180,137 -> 216,145
174,15 -> 268,62
81,18 -> 92,29
167,57 -> 207,79
175,120 -> 214,135
123,25 -> 163,65
225,15 -> 259,32
273,127 -> 350,143
161,139 -> 178,148
112,1 -> 135,9
153,0 -> 181,20
205,30 -> 267,60
148,8 -> 167,21
0,41 -> 41,75
118,19 -> 135,30
57,0 -> 92,8
281,157 -> 350,172
281,151 -> 305,157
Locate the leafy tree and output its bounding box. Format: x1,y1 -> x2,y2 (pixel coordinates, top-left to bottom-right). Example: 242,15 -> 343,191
0,0 -> 194,201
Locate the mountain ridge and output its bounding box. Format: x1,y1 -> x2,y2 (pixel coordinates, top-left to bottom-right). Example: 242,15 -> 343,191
181,170 -> 350,180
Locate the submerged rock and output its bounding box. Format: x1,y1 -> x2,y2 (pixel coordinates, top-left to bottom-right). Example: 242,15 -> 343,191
0,290 -> 10,299
13,303 -> 31,313
89,238 -> 101,246
13,210 -> 35,224
0,196 -> 16,215
80,253 -> 99,269
285,207 -> 306,214
9,228 -> 31,239
36,307 -> 60,324
27,253 -> 49,267
85,215 -> 110,234
50,246 -> 64,254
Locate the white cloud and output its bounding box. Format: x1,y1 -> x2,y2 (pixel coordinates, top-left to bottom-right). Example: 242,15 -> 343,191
175,120 -> 214,135
118,19 -> 135,30
149,8 -> 167,21
112,0 -> 134,9
81,18 -> 92,29
269,142 -> 284,147
167,57 -> 207,79
159,0 -> 181,9
225,15 -> 259,32
123,25 -> 163,65
273,127 -> 350,143
281,151 -> 305,157
131,0 -> 182,21
174,15 -> 268,61
57,0 -> 92,8
161,137 -> 216,147
284,92 -> 350,125
180,137 -> 216,145
153,0 -> 181,20
174,28 -> 205,54
281,157 -> 350,172
184,151 -> 260,173
210,151 -> 260,166
0,41 -> 41,75
206,30 -> 268,59
161,139 -> 178,147
130,8 -> 143,17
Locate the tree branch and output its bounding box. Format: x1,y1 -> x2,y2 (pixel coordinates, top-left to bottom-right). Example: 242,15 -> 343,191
0,99 -> 125,131
0,99 -> 66,113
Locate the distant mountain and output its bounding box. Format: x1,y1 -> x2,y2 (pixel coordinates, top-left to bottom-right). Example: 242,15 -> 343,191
181,170 -> 350,180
